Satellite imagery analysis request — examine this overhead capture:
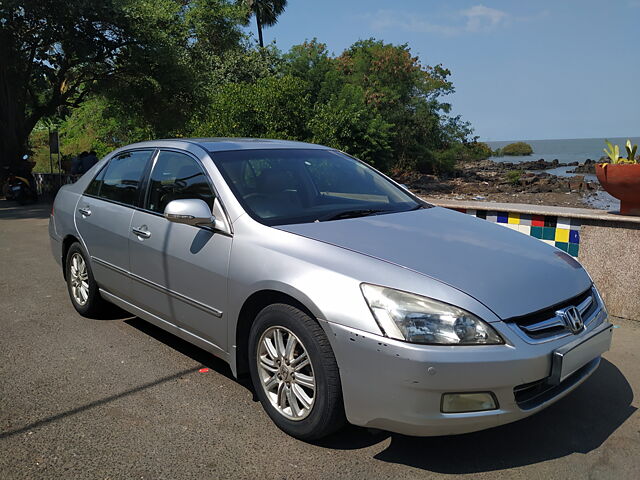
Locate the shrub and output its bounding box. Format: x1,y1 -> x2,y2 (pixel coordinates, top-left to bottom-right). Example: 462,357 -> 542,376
501,142 -> 533,156
430,148 -> 457,175
506,169 -> 524,185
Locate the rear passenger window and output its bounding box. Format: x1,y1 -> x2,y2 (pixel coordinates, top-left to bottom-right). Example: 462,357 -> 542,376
146,151 -> 215,214
85,165 -> 106,196
97,150 -> 153,206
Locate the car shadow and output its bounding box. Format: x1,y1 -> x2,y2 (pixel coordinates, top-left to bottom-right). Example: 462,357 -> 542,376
123,317 -> 252,391
0,200 -> 51,219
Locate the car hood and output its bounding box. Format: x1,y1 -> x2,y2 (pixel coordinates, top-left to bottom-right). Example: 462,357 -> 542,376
276,207 -> 592,319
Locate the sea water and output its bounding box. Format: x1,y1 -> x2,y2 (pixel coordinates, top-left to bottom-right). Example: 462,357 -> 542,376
486,137 -> 640,165
485,137 -> 636,210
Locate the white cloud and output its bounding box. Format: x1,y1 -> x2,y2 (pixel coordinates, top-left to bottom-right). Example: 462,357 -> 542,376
366,4 -> 516,36
460,5 -> 509,32
367,10 -> 459,36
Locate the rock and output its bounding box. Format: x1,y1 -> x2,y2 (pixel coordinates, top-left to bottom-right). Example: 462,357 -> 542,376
569,159 -> 596,174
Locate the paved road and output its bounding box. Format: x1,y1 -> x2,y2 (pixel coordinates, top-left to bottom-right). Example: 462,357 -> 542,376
1,202 -> 639,479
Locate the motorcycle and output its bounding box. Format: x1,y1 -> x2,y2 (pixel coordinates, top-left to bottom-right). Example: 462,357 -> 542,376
2,155 -> 38,205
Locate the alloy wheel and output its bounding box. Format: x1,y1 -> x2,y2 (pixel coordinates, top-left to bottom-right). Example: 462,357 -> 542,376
69,252 -> 89,306
256,326 -> 316,421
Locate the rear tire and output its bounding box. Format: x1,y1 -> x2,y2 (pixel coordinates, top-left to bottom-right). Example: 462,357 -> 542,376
65,243 -> 107,317
248,303 -> 346,440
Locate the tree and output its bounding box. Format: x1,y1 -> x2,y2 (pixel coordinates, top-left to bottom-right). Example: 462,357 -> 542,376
242,0 -> 287,48
191,75 -> 310,139
0,0 -> 246,176
309,84 -> 393,170
336,39 -> 471,170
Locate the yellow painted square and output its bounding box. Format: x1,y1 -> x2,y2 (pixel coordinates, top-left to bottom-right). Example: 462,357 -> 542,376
508,212 -> 520,224
555,228 -> 570,243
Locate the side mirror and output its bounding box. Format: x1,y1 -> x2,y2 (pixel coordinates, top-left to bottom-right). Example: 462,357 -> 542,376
164,199 -> 217,228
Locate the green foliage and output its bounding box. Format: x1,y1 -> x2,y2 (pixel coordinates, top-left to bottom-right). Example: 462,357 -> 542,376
30,97 -> 154,172
506,169 -> 524,185
625,139 -> 638,164
603,139 -> 621,163
603,139 -> 639,164
308,84 -> 393,170
501,142 -> 533,156
243,0 -> 288,27
462,141 -> 493,161
241,0 -> 288,47
15,1 -> 478,177
190,37 -> 474,173
1,0 -> 249,172
190,75 -> 310,139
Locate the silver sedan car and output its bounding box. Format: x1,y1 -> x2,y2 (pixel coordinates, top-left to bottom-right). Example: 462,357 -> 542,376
49,138 -> 613,440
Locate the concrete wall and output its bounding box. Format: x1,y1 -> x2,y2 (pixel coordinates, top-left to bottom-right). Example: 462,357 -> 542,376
578,220 -> 640,320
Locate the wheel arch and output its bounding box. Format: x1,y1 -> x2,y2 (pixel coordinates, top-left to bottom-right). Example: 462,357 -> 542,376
233,289 -> 323,377
61,234 -> 81,279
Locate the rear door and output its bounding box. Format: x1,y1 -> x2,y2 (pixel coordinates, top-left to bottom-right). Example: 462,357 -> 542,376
75,149 -> 154,300
128,150 -> 232,351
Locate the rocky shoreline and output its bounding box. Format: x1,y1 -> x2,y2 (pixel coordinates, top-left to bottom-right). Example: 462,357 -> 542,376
396,158 -> 604,209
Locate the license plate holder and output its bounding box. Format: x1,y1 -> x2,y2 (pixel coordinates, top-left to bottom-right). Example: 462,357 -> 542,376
549,323 -> 613,385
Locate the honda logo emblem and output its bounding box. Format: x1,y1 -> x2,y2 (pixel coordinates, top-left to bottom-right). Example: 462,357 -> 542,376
557,306 -> 584,334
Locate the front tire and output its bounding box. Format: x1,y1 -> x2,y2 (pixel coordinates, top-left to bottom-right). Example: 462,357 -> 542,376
248,303 -> 345,440
65,243 -> 106,317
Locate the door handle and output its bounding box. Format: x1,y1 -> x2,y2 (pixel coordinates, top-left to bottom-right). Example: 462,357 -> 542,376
78,206 -> 91,217
132,226 -> 151,239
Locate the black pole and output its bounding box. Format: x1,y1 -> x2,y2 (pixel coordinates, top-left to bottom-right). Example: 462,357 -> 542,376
48,127 -> 53,174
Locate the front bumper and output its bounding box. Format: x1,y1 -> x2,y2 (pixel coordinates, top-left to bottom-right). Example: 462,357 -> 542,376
321,310 -> 612,436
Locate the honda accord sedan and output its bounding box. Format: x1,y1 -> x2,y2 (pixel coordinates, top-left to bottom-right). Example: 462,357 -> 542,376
49,138 -> 613,440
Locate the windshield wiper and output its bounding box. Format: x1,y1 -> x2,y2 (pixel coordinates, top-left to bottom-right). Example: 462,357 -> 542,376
319,209 -> 388,222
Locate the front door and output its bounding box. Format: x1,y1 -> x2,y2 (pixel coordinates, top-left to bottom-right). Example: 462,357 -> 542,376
129,150 -> 232,351
75,149 -> 154,300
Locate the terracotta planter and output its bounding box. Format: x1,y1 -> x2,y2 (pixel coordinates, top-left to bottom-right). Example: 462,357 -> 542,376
595,163 -> 640,215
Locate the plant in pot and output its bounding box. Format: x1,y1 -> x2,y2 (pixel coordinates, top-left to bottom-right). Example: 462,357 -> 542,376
596,139 -> 640,215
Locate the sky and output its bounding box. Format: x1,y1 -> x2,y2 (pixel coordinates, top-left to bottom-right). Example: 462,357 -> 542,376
251,0 -> 640,141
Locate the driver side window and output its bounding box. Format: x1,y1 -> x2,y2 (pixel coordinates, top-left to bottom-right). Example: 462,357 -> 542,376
146,151 -> 215,214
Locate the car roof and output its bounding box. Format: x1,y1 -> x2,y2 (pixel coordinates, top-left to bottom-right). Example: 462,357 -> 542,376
123,138 -> 330,153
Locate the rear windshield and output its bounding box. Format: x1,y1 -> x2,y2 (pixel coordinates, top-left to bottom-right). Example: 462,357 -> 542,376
212,148 -> 422,226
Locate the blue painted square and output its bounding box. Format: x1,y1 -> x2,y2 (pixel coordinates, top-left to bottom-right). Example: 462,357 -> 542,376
497,212 -> 508,223
569,229 -> 580,244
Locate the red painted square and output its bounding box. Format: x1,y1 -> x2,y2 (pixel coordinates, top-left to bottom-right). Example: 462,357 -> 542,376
531,215 -> 545,226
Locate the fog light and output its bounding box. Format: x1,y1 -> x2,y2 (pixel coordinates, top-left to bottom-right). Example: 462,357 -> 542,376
441,392 -> 497,413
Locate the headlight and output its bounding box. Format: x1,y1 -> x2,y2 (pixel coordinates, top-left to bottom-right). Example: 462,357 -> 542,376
360,284 -> 503,345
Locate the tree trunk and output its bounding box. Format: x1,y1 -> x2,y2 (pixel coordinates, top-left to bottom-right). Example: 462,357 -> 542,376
0,56 -> 30,182
256,10 -> 264,48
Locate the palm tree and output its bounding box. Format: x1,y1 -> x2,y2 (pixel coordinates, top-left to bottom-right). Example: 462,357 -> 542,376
244,0 -> 288,48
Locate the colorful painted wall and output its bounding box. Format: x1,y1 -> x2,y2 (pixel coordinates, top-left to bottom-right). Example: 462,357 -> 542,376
450,208 -> 582,257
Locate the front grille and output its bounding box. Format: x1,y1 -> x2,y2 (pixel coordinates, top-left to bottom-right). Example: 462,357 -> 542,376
506,288 -> 599,341
514,357 -> 600,410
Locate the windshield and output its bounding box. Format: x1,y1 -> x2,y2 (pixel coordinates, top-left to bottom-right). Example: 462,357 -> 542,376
212,148 -> 424,226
